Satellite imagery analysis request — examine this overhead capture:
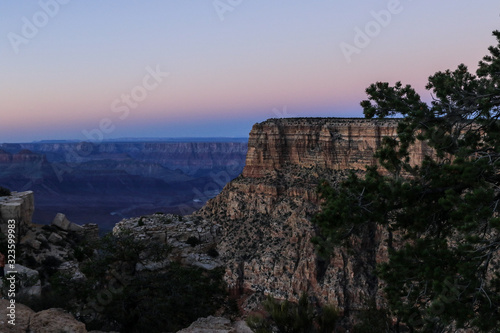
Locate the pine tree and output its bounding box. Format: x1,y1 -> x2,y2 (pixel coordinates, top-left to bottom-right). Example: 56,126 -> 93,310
314,31 -> 500,332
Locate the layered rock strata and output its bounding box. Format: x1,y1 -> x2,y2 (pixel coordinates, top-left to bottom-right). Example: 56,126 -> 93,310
197,118 -> 429,313
113,213 -> 222,271
0,191 -> 35,242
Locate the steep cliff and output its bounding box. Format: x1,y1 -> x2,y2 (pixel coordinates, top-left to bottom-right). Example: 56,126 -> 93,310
0,141 -> 247,230
6,141 -> 248,176
197,118 -> 430,314
0,191 -> 35,242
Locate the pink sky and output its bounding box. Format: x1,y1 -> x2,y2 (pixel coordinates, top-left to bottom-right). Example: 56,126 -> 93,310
0,1 -> 498,142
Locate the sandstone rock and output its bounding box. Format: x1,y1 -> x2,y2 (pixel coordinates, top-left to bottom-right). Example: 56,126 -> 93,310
177,316 -> 252,333
0,191 -> 34,242
30,308 -> 87,333
36,233 -> 48,243
52,213 -> 84,232
0,298 -> 35,332
5,264 -> 42,299
68,222 -> 84,232
82,223 -> 99,241
242,118 -> 429,178
195,118 -> 433,313
21,231 -> 42,250
52,213 -> 71,230
48,232 -> 64,243
135,260 -> 169,272
114,213 -> 222,272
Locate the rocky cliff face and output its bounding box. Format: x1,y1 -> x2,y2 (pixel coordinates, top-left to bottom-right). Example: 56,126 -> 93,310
0,191 -> 35,242
6,141 -> 248,176
197,118 -> 430,314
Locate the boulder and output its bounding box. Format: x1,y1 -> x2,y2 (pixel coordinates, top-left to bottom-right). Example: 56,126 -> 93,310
68,222 -> 84,232
36,233 -> 48,243
52,213 -> 71,230
20,231 -> 41,250
0,191 -> 34,242
52,213 -> 84,232
48,232 -> 64,243
30,308 -> 87,333
82,223 -> 99,241
0,298 -> 35,332
5,264 -> 42,299
177,316 -> 253,333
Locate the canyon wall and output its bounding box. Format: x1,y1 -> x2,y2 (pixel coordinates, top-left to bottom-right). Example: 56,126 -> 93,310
197,118 -> 430,313
0,141 -> 247,230
0,191 -> 35,242
5,141 -> 248,176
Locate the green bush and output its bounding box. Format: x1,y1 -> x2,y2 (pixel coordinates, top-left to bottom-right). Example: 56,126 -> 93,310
247,294 -> 339,333
246,313 -> 272,333
352,302 -> 392,333
75,232 -> 226,332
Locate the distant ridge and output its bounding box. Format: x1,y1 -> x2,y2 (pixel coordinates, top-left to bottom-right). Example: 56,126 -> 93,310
28,137 -> 249,144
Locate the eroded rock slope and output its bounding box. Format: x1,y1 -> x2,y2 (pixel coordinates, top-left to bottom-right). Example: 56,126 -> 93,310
197,118 -> 429,313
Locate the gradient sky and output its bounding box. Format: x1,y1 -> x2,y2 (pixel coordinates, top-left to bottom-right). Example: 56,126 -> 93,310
0,1 -> 499,142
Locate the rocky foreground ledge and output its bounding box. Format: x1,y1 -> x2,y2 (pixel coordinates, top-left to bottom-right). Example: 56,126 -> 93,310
0,191 -> 35,242
113,213 -> 222,271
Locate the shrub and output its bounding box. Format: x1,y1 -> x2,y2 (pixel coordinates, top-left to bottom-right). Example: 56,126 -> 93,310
246,313 -> 272,333
186,236 -> 202,247
41,256 -> 63,275
0,186 -> 11,197
352,302 -> 392,333
207,246 -> 219,258
247,294 -> 340,333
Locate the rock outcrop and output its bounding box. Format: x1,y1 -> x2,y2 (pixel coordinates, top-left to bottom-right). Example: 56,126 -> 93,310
0,191 -> 35,242
113,213 -> 222,271
177,316 -> 253,333
30,308 -> 88,333
0,299 -> 89,333
0,299 -> 35,333
197,118 -> 431,314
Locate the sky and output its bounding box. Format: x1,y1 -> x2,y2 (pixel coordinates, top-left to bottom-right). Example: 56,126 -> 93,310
0,1 -> 499,143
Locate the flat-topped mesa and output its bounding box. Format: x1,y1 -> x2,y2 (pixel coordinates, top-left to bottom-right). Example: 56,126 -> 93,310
242,118 -> 402,178
197,117 -> 436,314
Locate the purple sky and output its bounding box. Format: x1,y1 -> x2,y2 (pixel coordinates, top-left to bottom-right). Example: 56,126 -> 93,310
0,0 -> 498,142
